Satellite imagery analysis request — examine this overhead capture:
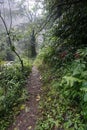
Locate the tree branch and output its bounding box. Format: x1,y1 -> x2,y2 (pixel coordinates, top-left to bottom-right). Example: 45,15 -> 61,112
8,0 -> 12,33
0,13 -> 24,71
35,0 -> 83,35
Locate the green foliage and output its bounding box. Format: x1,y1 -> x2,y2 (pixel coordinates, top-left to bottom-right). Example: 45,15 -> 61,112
35,46 -> 87,129
0,38 -> 15,61
11,45 -> 15,51
35,1 -> 87,130
0,62 -> 31,130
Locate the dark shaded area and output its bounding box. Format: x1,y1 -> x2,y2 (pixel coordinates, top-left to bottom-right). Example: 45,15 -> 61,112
30,30 -> 37,58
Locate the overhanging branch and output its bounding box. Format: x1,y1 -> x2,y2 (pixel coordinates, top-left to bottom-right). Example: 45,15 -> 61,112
35,0 -> 83,35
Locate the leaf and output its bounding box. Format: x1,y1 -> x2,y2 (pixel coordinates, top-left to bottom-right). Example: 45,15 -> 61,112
74,122 -> 78,129
64,120 -> 72,128
55,120 -> 60,127
48,97 -> 51,101
20,104 -> 26,110
25,106 -> 30,113
63,76 -> 81,87
28,126 -> 32,129
82,82 -> 87,87
81,71 -> 87,77
36,94 -> 40,101
0,88 -> 4,95
0,95 -> 5,101
84,93 -> 87,102
80,82 -> 87,92
14,127 -> 19,130
80,88 -> 87,92
39,75 -> 42,79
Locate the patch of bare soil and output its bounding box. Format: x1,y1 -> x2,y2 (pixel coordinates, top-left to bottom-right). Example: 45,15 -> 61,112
8,66 -> 42,130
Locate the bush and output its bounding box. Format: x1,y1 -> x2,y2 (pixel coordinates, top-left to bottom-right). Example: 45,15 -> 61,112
0,62 -> 31,130
35,47 -> 87,130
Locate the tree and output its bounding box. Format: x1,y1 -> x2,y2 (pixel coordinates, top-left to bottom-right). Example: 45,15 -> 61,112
0,0 -> 24,71
16,0 -> 44,57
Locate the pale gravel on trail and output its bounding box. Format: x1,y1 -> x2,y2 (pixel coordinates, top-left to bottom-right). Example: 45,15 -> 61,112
8,66 -> 42,130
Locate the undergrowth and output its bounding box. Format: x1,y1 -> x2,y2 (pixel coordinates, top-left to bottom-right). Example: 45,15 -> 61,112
35,47 -> 87,130
0,60 -> 32,130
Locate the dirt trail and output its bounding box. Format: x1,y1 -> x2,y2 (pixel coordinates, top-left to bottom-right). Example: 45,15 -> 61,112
8,66 -> 42,130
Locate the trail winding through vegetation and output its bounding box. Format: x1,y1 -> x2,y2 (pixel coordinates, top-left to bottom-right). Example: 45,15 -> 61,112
8,66 -> 42,130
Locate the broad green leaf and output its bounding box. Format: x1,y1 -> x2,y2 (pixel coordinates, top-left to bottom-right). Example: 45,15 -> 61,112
62,76 -> 81,87
84,93 -> 87,102
80,88 -> 87,92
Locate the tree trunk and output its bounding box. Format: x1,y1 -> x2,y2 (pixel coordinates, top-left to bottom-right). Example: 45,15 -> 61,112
0,14 -> 24,71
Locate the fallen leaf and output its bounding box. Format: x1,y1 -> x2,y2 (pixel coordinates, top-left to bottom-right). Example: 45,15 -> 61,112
36,94 -> 40,101
25,106 -> 30,112
14,127 -> 19,130
20,104 -> 26,110
28,126 -> 32,129
39,76 -> 42,79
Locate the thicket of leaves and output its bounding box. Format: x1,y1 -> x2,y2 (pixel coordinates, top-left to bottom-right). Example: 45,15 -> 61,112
0,62 -> 31,130
36,49 -> 87,130
35,1 -> 87,130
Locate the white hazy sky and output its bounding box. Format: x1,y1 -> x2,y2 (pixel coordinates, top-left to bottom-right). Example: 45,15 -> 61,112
0,0 -> 43,27
16,0 -> 43,15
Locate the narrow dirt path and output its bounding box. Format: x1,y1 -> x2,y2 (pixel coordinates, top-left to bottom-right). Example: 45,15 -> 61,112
8,66 -> 42,130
